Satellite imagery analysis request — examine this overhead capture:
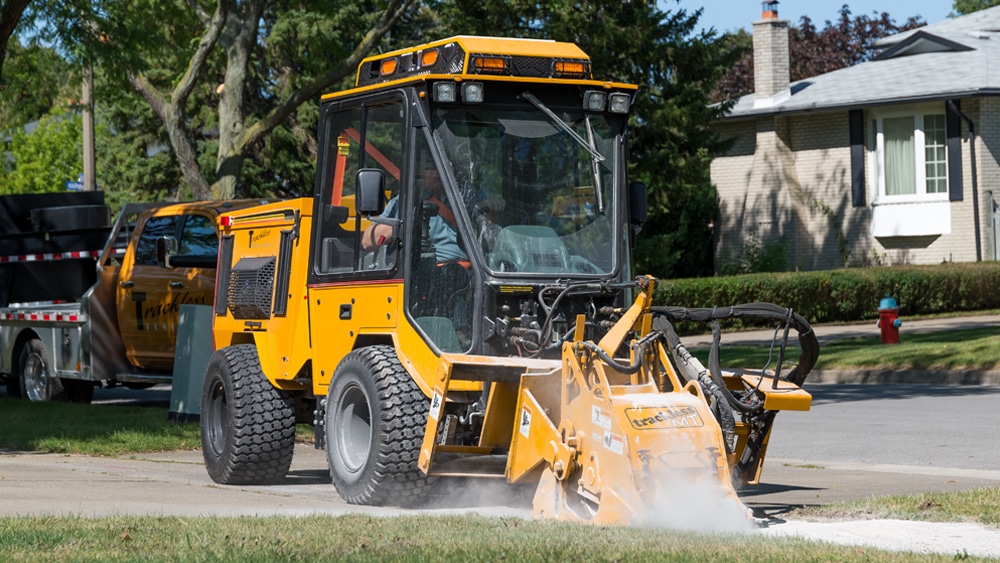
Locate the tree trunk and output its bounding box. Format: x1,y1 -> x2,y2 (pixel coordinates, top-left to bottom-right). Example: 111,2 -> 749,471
211,0 -> 263,200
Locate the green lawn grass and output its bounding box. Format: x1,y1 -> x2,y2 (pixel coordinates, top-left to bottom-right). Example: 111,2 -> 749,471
696,327 -> 1000,372
0,398 -> 313,455
0,513 -> 979,562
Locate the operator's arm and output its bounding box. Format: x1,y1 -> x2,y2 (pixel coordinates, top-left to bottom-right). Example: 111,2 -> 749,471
361,196 -> 399,251
362,222 -> 393,250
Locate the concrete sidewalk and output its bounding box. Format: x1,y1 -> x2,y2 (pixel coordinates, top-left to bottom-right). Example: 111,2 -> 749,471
681,313 -> 1000,385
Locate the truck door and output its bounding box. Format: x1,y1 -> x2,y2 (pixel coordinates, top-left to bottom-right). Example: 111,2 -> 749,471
117,212 -> 216,372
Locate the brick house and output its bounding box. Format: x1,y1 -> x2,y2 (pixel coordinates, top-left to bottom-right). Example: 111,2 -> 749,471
710,4 -> 1000,272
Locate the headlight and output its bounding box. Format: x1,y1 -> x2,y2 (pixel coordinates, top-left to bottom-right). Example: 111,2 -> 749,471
462,82 -> 484,103
608,93 -> 631,114
583,90 -> 606,111
433,82 -> 457,103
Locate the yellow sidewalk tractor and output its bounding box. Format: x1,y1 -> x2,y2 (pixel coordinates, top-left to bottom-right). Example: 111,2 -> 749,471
201,36 -> 818,525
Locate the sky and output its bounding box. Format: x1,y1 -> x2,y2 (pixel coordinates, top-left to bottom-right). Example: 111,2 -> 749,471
691,0 -> 955,34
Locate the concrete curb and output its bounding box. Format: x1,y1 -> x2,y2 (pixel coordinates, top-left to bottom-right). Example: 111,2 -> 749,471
809,369 -> 1000,385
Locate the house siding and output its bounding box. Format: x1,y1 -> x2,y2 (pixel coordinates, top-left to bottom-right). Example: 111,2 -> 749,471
711,99 -> 995,273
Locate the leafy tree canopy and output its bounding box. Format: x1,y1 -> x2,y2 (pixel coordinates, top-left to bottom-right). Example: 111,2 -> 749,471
952,0 -> 1000,15
4,0 -> 740,279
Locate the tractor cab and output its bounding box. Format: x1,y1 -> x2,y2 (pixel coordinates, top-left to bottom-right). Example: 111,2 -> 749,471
309,36 -> 643,357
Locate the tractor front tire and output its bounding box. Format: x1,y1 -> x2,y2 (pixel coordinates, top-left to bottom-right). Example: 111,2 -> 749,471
200,344 -> 296,485
326,345 -> 433,505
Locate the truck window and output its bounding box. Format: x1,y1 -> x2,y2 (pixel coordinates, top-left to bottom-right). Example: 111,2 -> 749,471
179,215 -> 217,259
315,97 -> 404,275
134,216 -> 179,266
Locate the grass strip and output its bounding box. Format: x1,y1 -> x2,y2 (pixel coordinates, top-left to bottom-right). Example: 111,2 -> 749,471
694,327 -> 1000,371
793,487 -> 1000,527
0,398 -> 314,455
0,514 -> 973,562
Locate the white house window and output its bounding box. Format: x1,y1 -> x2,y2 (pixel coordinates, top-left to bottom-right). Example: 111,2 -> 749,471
868,104 -> 951,238
869,105 -> 949,201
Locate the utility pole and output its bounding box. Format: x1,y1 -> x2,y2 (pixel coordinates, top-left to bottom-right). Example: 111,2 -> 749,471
82,66 -> 95,191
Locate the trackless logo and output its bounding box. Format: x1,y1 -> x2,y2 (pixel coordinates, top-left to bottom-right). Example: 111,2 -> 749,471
625,406 -> 704,430
250,228 -> 273,248
143,292 -> 209,320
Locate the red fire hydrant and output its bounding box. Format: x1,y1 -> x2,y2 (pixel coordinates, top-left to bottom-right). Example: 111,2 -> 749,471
877,295 -> 902,344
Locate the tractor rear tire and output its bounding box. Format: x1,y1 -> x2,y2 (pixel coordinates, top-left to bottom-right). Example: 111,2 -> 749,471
200,344 -> 296,485
326,345 -> 433,506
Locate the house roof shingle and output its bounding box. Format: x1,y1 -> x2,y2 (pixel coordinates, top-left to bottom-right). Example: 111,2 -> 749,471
723,6 -> 1000,119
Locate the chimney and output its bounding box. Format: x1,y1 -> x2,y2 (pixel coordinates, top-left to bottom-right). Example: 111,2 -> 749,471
753,1 -> 790,105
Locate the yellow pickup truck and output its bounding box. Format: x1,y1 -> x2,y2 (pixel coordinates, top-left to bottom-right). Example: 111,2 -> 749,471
0,193 -> 266,403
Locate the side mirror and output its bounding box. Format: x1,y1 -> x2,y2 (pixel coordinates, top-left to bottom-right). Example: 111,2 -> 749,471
156,235 -> 178,268
356,168 -> 386,216
628,181 -> 647,226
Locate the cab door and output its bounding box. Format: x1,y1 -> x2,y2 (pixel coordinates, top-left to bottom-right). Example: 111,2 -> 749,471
117,212 -> 217,372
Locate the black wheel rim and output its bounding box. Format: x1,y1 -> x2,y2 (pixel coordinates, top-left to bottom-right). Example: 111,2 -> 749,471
206,378 -> 228,456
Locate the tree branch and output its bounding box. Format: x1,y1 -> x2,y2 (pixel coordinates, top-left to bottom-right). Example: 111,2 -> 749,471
238,0 -> 415,153
173,0 -> 232,109
0,0 -> 30,81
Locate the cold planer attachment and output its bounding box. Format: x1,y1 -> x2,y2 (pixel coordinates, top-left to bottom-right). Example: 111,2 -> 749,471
420,276 -> 816,525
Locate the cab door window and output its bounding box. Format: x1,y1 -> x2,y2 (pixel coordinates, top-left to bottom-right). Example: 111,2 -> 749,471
315,97 -> 404,275
175,214 -> 218,268
134,216 -> 178,265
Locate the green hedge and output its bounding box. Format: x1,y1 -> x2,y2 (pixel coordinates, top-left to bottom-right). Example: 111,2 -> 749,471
654,262 -> 1000,328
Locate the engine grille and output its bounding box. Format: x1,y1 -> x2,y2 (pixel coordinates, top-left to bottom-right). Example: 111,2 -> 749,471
227,256 -> 275,320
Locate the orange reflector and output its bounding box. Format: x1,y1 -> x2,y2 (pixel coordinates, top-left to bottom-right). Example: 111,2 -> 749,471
555,61 -> 584,74
380,58 -> 397,76
421,49 -> 439,67
553,60 -> 589,78
472,56 -> 508,73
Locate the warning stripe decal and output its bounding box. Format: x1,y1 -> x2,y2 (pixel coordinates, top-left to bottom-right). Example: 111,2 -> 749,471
0,248 -> 124,264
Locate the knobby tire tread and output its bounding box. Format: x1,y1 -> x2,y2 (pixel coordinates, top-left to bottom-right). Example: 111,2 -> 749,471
204,344 -> 296,485
333,345 -> 434,506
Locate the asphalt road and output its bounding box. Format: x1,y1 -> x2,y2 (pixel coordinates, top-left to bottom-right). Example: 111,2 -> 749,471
742,383 -> 1000,512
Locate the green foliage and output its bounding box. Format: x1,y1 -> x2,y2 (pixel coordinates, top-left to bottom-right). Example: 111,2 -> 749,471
952,0 -> 1000,15
720,235 -> 788,275
0,110 -> 82,194
0,38 -> 75,127
657,262 -> 1000,328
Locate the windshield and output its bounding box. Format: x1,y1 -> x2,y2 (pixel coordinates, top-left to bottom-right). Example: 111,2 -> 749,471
431,102 -> 622,275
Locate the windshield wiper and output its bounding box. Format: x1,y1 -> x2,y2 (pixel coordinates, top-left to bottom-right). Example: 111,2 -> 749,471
520,91 -> 606,212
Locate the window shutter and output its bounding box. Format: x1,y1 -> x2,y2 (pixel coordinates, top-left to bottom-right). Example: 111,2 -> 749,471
849,109 -> 865,207
946,100 -> 963,201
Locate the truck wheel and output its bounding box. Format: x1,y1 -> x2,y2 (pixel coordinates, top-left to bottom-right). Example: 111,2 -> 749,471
18,338 -> 67,402
325,345 -> 433,505
200,344 -> 296,485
